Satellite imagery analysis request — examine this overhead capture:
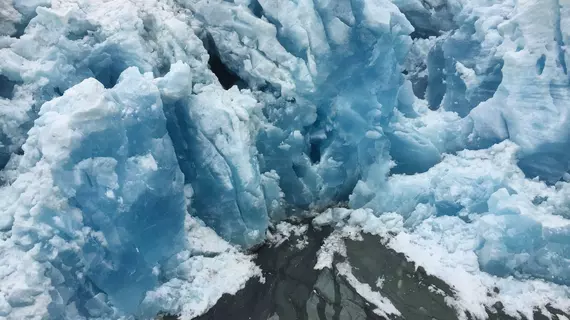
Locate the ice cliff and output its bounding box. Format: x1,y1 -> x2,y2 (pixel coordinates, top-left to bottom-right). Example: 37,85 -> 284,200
0,0 -> 569,318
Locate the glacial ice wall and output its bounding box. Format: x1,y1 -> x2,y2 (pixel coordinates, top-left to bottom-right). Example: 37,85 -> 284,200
414,0 -> 570,184
351,0 -> 570,285
0,67 -> 187,318
159,62 -> 270,247
186,0 -> 415,212
0,0 -> 570,318
351,0 -> 570,286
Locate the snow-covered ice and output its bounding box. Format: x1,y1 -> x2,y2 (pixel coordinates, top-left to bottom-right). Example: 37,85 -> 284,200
0,0 -> 570,318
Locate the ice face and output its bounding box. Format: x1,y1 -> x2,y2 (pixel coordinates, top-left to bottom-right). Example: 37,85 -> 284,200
194,0 -> 415,210
424,0 -> 570,183
349,0 -> 570,287
0,67 -> 186,318
1,0 -> 570,318
159,63 -> 270,247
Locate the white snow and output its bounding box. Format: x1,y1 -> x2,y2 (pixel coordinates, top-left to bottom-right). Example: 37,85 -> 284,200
314,202 -> 570,319
336,261 -> 402,318
314,230 -> 347,270
266,221 -> 308,247
455,62 -> 479,92
389,226 -> 570,319
141,216 -> 262,319
136,154 -> 159,171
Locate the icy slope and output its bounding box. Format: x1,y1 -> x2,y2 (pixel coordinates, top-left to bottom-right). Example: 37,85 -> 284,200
0,0 -> 569,318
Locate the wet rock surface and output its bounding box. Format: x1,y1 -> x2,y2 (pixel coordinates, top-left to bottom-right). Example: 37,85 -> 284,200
188,225 -> 458,320
343,234 -> 457,320
193,225 -> 385,320
164,225 -> 570,320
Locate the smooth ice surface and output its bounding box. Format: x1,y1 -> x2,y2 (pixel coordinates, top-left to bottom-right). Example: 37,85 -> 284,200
1,0 -> 570,318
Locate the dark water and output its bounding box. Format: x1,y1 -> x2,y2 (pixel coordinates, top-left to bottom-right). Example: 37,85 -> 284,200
162,225 -> 570,320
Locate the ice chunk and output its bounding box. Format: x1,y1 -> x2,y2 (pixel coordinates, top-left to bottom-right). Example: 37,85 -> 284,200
424,0 -> 509,117
391,0 -> 460,37
158,63 -> 269,248
0,0 -> 50,37
175,0 -> 417,214
261,170 -> 286,221
266,221 -> 308,247
0,68 -> 186,318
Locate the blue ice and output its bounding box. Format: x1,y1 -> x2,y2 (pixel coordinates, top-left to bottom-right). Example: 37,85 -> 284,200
0,0 -> 570,318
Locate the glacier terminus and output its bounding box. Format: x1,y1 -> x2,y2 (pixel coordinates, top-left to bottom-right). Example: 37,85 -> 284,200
0,0 -> 570,319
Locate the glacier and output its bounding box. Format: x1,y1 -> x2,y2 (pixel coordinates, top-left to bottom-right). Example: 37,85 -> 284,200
0,0 -> 569,318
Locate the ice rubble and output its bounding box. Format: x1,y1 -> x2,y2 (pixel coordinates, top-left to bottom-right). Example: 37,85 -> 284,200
314,143 -> 570,318
0,0 -> 569,318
